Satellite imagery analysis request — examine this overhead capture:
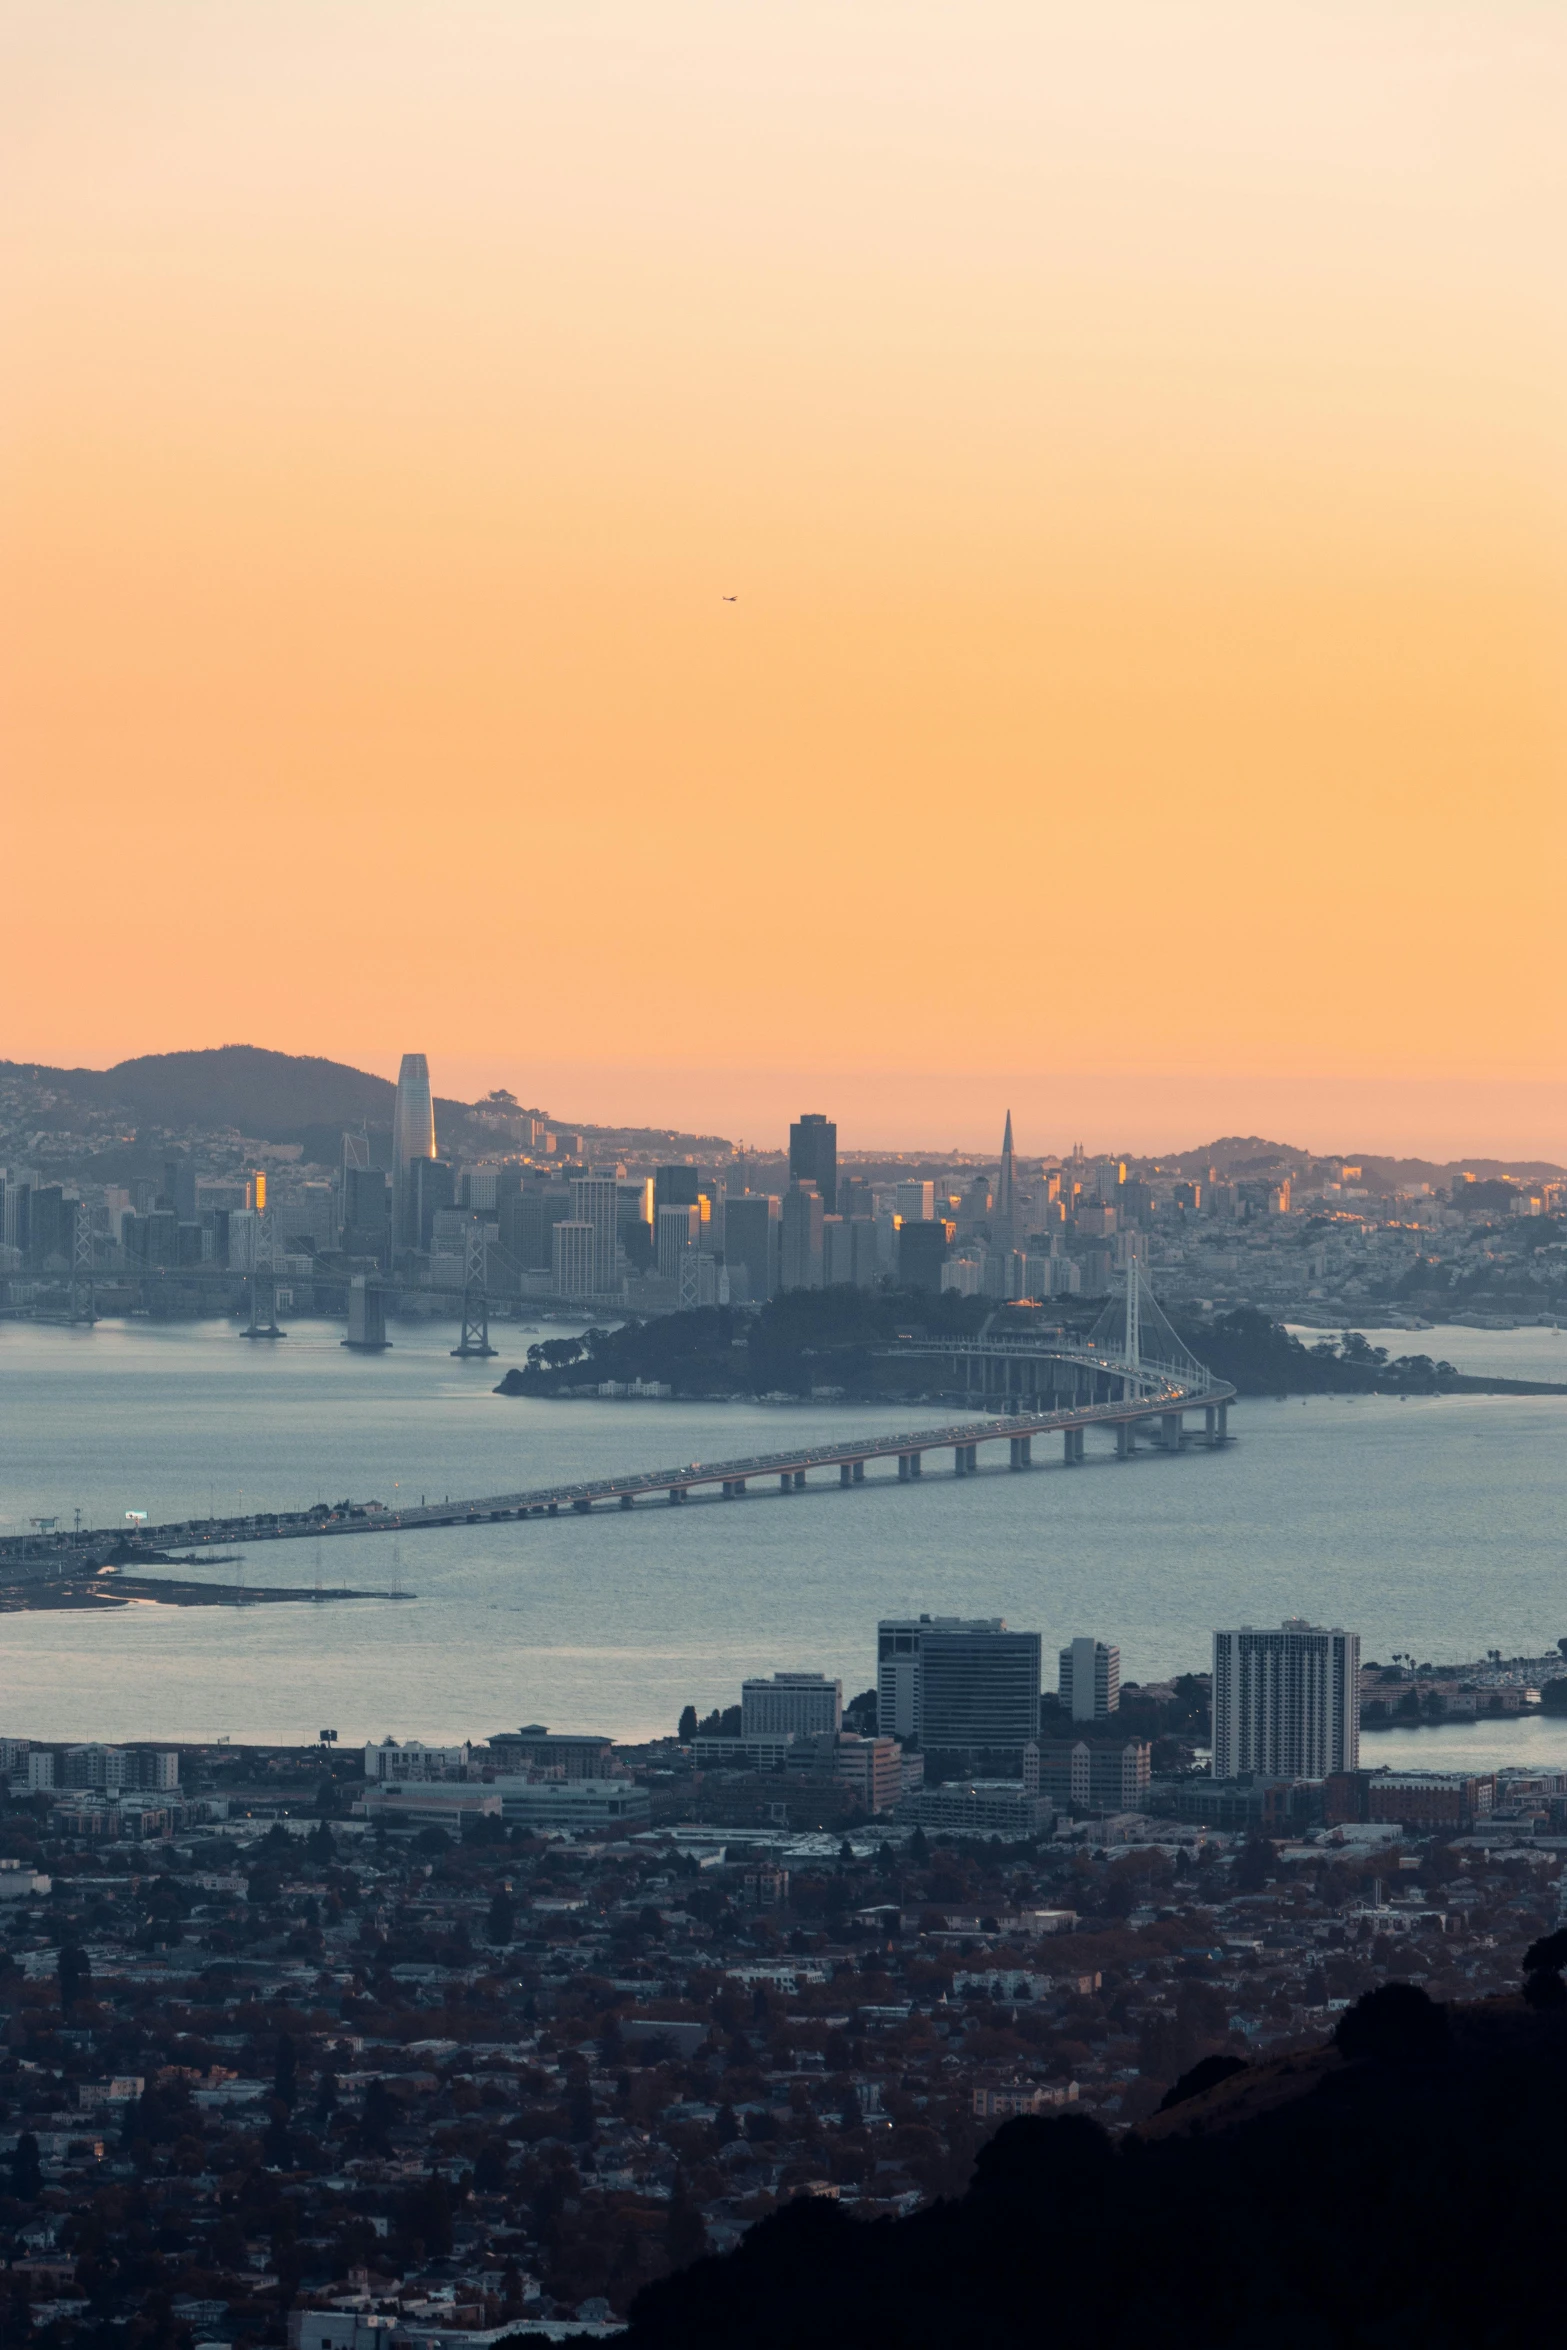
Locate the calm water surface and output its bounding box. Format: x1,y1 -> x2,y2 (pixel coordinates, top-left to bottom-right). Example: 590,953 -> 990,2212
1,1317 -> 1565,1747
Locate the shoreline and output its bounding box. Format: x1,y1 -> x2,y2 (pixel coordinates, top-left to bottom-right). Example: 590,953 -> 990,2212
0,1574 -> 410,1613
495,1372 -> 1567,1404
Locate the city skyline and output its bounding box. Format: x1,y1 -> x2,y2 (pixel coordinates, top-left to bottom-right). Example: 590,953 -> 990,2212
6,1039 -> 1567,1166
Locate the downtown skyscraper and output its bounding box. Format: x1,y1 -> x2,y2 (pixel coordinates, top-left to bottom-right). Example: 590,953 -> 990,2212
391,1052 -> 437,1248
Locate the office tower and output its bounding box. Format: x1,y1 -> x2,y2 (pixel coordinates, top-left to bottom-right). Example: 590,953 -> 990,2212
289,1180 -> 339,1252
780,1181 -> 825,1290
838,1176 -> 874,1221
343,1166 -> 390,1255
895,1179 -> 935,1223
877,1617 -> 1042,1757
655,1203 -> 699,1277
1211,1620 -> 1360,1782
849,1216 -> 881,1287
0,1170 -> 28,1259
571,1172 -> 621,1292
552,1220 -> 597,1298
0,1174 -> 28,1255
741,1674 -> 844,1741
618,1177 -> 655,1238
463,1166 -> 501,1212
789,1112 -> 837,1213
820,1214 -> 878,1290
27,1187 -> 75,1272
1058,1638 -> 1121,1722
342,1129 -> 371,1188
724,1193 -> 780,1301
898,1217 -> 948,1290
410,1157 -> 454,1250
392,1052 -> 437,1246
504,1178 -> 576,1269
654,1165 -> 705,1216
162,1157 -> 198,1221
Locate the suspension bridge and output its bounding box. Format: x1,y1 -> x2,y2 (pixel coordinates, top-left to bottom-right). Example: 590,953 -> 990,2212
0,1267 -> 1234,1573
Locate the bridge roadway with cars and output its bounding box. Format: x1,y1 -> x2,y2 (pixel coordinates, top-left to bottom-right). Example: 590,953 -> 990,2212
0,1370 -> 1234,1579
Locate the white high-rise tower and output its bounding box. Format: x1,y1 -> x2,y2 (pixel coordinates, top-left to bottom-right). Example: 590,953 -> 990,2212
391,1053 -> 437,1248
1211,1621 -> 1360,1782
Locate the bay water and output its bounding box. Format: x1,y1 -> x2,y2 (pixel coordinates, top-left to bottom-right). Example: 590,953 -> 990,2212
2,1317 -> 1566,1753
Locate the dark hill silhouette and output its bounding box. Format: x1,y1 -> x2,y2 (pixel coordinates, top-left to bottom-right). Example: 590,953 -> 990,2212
622,1981 -> 1567,2349
102,1046 -> 404,1133
0,1045 -> 467,1144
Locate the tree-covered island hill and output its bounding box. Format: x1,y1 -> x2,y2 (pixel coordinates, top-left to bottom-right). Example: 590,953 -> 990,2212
494,1291 -> 1567,1405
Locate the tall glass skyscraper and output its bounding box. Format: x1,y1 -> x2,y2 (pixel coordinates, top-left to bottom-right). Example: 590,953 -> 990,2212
391,1053 -> 437,1247
788,1112 -> 837,1213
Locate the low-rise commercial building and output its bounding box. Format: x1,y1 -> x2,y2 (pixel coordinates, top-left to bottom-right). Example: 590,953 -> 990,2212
785,1732 -> 904,1814
1026,1737 -> 1150,1813
902,1780 -> 1053,1838
487,1778 -> 651,1831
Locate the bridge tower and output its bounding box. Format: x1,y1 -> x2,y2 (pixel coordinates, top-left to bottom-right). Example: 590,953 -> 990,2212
452,1219 -> 497,1359
68,1196 -> 96,1326
1123,1255 -> 1142,1372
244,1213 -> 285,1339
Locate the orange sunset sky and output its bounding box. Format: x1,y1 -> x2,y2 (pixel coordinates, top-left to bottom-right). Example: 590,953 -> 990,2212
3,2 -> 1564,1157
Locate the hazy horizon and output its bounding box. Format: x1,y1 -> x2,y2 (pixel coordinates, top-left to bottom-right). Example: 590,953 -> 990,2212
6,1038 -> 1565,1163
5,2 -> 1563,1157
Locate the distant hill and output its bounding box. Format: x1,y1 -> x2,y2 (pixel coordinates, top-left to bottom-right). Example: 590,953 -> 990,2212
0,1045 -> 729,1168
1161,1136 -> 1564,1185
99,1046 -> 403,1136
0,1045 -> 472,1151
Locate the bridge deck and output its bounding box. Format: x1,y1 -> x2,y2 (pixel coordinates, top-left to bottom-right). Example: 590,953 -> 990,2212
13,1380 -> 1231,1567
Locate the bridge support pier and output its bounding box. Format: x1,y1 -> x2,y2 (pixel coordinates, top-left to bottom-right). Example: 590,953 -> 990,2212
572,1498 -> 591,1514
840,1462 -> 853,1486
1205,1402 -> 1229,1445
620,1493 -> 634,1510
1009,1436 -> 1032,1469
668,1486 -> 688,1504
852,1461 -> 865,1483
793,1469 -> 807,1490
1161,1413 -> 1182,1452
898,1455 -> 911,1482
1116,1423 -> 1135,1460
